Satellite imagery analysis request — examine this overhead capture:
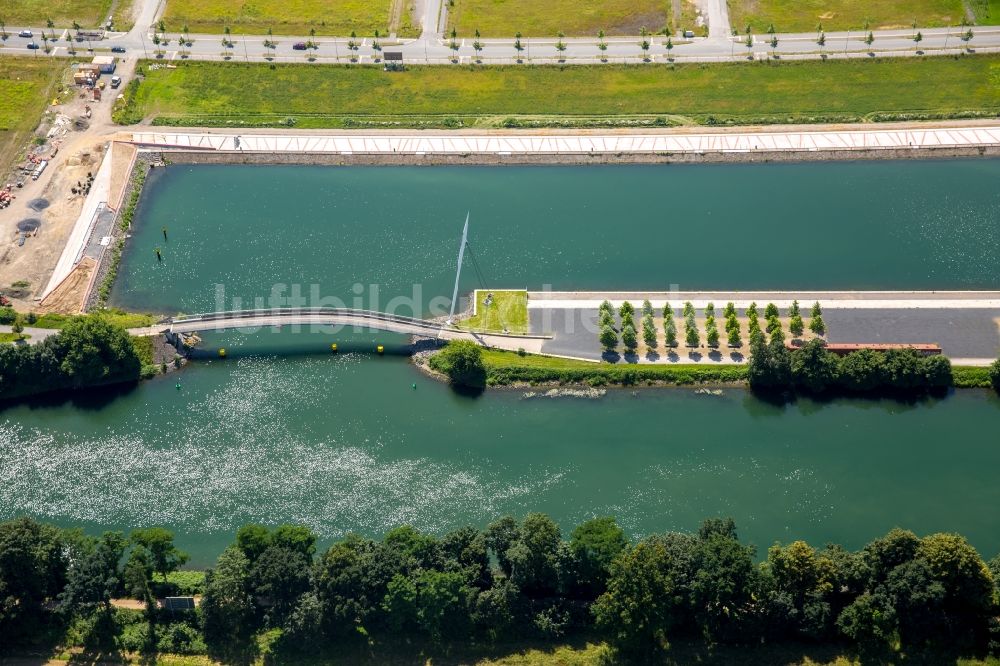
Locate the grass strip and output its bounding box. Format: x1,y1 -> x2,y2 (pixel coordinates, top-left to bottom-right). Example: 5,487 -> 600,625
458,290 -> 528,334
481,348 -> 749,386
114,55 -> 1000,129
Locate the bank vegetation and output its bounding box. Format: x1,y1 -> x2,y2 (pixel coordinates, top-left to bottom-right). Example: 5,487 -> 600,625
2,515 -> 999,664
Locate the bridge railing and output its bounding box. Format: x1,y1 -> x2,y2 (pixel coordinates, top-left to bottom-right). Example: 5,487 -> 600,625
170,307 -> 449,332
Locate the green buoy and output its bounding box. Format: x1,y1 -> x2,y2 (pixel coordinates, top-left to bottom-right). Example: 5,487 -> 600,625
175,383 -> 182,390
411,383 -> 416,389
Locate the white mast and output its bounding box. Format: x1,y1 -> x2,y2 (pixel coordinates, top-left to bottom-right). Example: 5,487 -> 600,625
447,213 -> 469,324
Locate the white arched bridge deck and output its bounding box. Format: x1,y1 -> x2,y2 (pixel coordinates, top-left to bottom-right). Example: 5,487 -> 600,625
160,308 -> 550,353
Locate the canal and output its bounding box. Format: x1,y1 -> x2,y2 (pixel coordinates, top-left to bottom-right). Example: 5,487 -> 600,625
3,160 -> 999,566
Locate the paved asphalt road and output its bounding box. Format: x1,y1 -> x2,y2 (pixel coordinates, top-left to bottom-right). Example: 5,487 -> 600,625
532,308 -> 1000,362
2,15 -> 999,66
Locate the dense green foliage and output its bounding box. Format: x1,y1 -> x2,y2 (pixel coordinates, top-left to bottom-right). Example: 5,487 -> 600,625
3,516 -> 998,662
991,358 -> 1000,391
428,340 -> 487,388
750,339 -> 954,394
0,316 -> 141,399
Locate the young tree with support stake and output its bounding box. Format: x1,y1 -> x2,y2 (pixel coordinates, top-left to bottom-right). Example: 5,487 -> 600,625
600,324 -> 618,352
789,300 -> 804,337
809,301 -> 826,335
621,322 -> 638,352
663,303 -> 677,348
685,318 -> 700,347
727,316 -> 742,348
706,315 -> 719,348
642,313 -> 657,350
473,29 -> 483,59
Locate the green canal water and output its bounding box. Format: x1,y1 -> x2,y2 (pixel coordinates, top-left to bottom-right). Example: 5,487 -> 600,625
4,161 -> 1000,566
112,161 -> 1000,314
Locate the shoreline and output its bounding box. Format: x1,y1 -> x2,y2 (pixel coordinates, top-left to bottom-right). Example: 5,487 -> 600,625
129,124 -> 1000,165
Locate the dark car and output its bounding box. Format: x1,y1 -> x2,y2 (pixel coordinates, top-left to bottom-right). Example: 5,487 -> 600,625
19,29 -> 33,38
111,45 -> 126,53
292,41 -> 307,50
26,41 -> 40,49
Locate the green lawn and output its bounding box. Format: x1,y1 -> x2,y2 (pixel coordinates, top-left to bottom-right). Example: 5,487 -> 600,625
447,0 -> 671,37
458,290 -> 528,334
115,56 -> 1000,129
728,0 -> 966,33
480,348 -> 750,386
0,0 -> 122,27
0,58 -> 64,179
969,0 -> 1000,24
160,0 -> 393,36
0,332 -> 30,343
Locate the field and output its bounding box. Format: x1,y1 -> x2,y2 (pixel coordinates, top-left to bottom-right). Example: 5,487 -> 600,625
160,0 -> 394,36
446,0 -> 671,37
0,0 -> 121,27
115,55 -> 1000,129
458,290 -> 528,334
970,0 -> 1000,23
727,0 -> 967,33
0,58 -> 64,179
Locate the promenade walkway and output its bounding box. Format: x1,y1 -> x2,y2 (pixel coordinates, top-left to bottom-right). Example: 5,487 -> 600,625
130,126 -> 1000,156
528,291 -> 1000,309
527,292 -> 1000,364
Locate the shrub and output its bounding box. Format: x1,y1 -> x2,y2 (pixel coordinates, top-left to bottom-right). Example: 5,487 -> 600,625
428,341 -> 486,388
989,358 -> 1000,392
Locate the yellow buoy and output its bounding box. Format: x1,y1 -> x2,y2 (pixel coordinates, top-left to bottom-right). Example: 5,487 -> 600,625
376,344 -> 384,355
218,348 -> 227,358
330,343 -> 338,353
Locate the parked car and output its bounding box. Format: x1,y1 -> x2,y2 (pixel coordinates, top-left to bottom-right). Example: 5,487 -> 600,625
683,30 -> 695,38
110,75 -> 122,88
19,30 -> 33,38
110,45 -> 126,53
292,42 -> 307,50
26,41 -> 40,49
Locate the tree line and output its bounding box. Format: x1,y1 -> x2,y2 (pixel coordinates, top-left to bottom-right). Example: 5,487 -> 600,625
2,515 -> 999,663
749,337 -> 954,394
0,316 -> 142,400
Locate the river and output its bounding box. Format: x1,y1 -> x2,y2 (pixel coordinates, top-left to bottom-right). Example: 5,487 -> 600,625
3,161 -> 999,565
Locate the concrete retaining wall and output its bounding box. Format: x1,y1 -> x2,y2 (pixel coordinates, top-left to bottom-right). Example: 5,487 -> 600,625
158,144 -> 1000,166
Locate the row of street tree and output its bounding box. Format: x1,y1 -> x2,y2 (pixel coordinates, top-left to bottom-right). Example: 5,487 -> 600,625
598,300 -> 826,354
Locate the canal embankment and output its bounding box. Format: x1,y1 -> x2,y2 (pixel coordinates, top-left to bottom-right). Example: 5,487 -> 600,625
127,124 -> 1000,164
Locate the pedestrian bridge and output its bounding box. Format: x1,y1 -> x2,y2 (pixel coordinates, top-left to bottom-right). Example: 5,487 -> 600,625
165,308 -> 550,353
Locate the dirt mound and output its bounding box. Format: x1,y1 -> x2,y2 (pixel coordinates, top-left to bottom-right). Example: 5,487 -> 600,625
26,198 -> 50,211
17,218 -> 42,233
